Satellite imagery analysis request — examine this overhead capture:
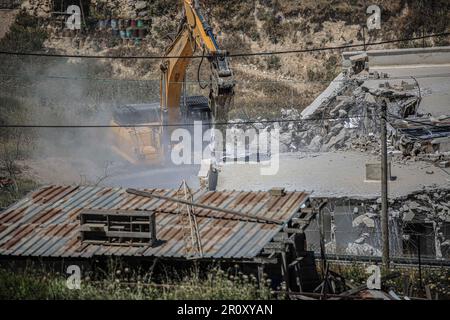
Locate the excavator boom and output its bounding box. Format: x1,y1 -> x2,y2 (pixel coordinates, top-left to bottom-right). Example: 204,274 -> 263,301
160,0 -> 234,126
110,0 -> 233,165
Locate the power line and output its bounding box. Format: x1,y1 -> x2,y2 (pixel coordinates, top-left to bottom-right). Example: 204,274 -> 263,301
230,32 -> 450,58
0,32 -> 448,60
0,115 -> 366,129
388,113 -> 450,129
5,99 -> 448,129
2,72 -> 450,84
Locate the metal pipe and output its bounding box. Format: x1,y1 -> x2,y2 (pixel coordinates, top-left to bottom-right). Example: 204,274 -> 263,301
126,188 -> 283,225
381,100 -> 390,268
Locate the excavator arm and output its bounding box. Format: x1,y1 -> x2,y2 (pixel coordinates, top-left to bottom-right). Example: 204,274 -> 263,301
160,0 -> 234,126
109,1 -> 233,165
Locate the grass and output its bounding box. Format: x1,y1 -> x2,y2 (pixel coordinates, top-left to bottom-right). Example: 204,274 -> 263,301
0,262 -> 273,300
0,128 -> 38,209
330,263 -> 450,299
3,260 -> 449,300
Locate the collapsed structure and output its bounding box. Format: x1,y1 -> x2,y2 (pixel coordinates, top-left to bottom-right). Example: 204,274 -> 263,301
217,46 -> 450,262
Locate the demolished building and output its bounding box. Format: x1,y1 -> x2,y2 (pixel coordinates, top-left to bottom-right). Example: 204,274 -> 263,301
217,46 -> 450,263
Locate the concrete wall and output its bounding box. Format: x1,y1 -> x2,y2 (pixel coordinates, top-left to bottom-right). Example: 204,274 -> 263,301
300,73 -> 345,118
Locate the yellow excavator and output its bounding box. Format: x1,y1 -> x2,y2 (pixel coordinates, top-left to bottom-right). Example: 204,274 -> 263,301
110,0 -> 234,164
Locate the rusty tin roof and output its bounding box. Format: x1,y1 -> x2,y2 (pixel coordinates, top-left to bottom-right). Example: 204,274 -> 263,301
0,185 -> 309,259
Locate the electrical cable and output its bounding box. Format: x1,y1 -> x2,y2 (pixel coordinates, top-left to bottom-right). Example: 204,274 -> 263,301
0,32 -> 448,60
197,48 -> 208,89
2,72 -> 450,83
3,92 -> 450,129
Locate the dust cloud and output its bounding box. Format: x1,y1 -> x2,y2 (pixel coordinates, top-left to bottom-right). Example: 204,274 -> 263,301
5,57 -> 162,186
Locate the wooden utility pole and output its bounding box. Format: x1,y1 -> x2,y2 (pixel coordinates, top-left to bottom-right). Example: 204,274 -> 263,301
362,26 -> 366,51
380,100 -> 390,268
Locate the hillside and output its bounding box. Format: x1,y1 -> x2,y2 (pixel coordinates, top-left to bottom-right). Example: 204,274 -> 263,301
1,0 -> 449,117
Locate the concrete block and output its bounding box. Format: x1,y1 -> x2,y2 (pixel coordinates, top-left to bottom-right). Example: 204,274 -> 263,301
365,162 -> 392,181
402,210 -> 415,222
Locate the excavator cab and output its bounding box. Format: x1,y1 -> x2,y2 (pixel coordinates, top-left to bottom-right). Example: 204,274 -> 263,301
110,97 -> 210,165
110,103 -> 163,164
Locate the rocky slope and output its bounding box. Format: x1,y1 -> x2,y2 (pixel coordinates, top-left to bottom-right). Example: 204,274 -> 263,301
12,0 -> 450,117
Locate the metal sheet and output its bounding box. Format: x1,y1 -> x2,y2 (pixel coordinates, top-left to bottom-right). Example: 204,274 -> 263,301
0,185 -> 309,259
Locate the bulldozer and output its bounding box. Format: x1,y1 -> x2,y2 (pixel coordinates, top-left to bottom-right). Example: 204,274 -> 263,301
110,0 -> 234,164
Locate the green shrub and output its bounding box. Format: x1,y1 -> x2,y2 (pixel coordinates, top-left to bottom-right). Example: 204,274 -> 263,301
0,263 -> 273,300
0,11 -> 47,52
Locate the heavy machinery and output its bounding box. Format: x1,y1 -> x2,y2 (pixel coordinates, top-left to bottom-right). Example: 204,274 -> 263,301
110,103 -> 163,164
110,0 -> 234,164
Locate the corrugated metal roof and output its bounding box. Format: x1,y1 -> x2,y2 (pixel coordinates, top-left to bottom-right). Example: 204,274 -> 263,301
0,186 -> 309,259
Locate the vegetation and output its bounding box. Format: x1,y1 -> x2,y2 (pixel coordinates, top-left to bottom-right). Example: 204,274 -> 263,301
209,0 -> 259,40
0,262 -> 272,300
0,126 -> 37,208
147,0 -> 180,18
307,54 -> 340,82
2,260 -> 449,300
0,178 -> 37,208
0,97 -> 37,208
0,11 -> 47,52
265,55 -> 281,70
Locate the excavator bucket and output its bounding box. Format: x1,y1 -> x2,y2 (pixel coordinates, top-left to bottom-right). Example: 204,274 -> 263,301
180,95 -> 211,122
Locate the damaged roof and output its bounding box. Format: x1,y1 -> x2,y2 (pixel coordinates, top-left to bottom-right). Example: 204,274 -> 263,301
218,47 -> 450,197
0,185 -> 309,259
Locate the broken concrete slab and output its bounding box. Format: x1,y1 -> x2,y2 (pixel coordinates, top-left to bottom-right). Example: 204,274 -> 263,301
402,210 -> 415,222
365,162 -> 393,181
217,151 -> 450,198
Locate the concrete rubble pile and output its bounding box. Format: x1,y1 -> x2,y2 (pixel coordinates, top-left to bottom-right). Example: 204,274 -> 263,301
322,189 -> 450,259
231,56 -> 450,169
291,75 -> 431,156
230,76 -> 427,156
391,189 -> 450,259
393,118 -> 450,163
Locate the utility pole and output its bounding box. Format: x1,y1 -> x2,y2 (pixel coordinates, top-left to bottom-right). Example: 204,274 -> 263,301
418,235 -> 423,289
362,26 -> 366,51
380,100 -> 390,268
